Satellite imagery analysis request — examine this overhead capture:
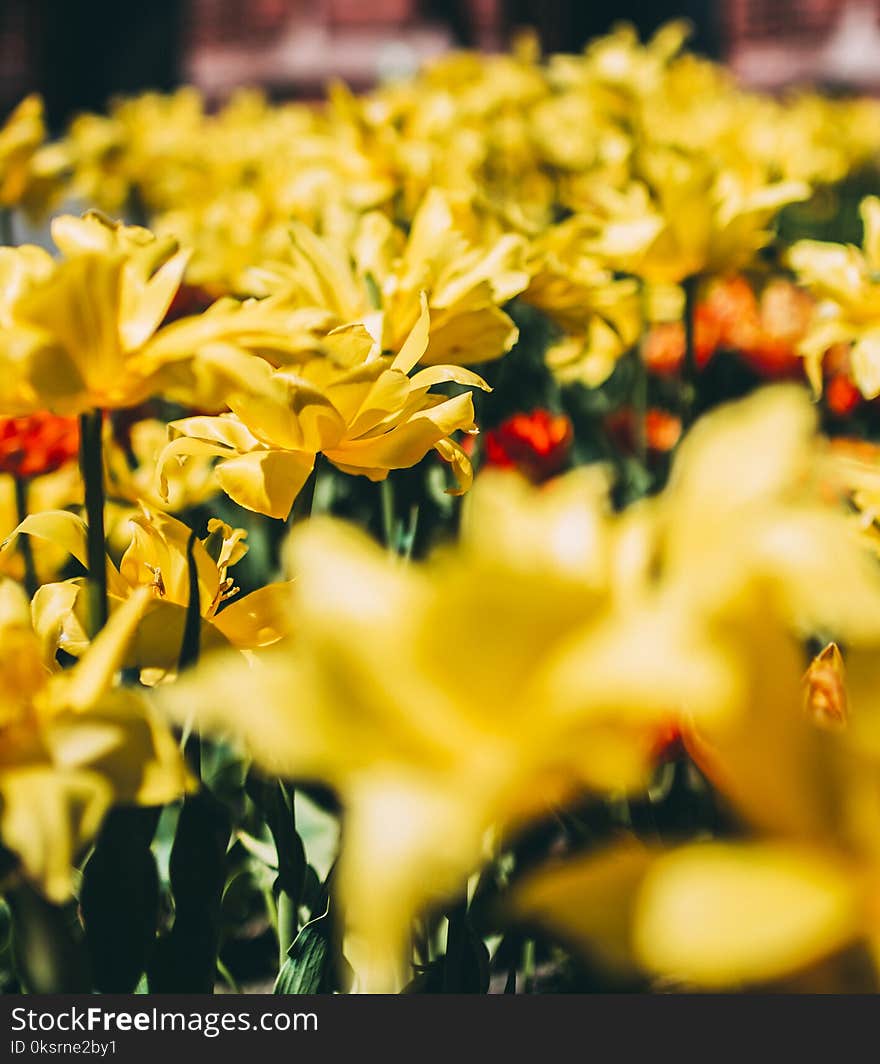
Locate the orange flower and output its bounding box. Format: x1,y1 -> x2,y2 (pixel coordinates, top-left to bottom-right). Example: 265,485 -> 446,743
483,410 -> 573,483
642,314 -> 719,376
803,643 -> 847,730
826,374 -> 862,418
605,407 -> 682,455
0,413 -> 79,478
643,277 -> 810,380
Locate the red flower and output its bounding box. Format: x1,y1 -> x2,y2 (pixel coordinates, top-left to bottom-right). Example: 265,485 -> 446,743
604,407 -> 682,455
0,414 -> 80,478
826,373 -> 862,418
484,410 -> 573,482
642,277 -> 809,380
642,314 -> 719,376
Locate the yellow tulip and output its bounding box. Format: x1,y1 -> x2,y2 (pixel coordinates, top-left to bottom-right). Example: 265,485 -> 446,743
0,581 -> 191,901
0,96 -> 68,216
789,196 -> 880,397
2,505 -> 291,681
156,462 -> 746,990
157,300 -> 490,519
521,217 -> 641,385
241,188 -> 529,368
0,212 -> 190,415
103,417 -> 219,552
584,149 -> 809,285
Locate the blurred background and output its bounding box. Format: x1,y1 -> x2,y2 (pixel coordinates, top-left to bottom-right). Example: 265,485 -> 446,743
3,0 -> 880,127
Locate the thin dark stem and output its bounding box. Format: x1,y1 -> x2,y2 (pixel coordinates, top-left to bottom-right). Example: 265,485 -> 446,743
681,274 -> 700,428
634,277 -> 655,465
380,477 -> 396,551
276,780 -> 299,969
78,410 -> 108,635
14,476 -> 38,600
289,463 -> 318,526
0,206 -> 14,246
179,527 -> 202,777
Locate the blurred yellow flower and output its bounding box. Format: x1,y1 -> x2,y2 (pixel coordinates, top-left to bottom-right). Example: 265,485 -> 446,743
789,196 -> 880,397
0,213 -> 192,415
0,582 -> 191,901
0,96 -> 68,217
156,461 -> 749,990
243,188 -> 528,368
584,149 -> 808,285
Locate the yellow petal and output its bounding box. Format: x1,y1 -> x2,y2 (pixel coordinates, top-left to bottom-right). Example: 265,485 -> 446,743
422,304 -> 518,367
390,292 -> 430,374
216,449 -> 315,519
211,581 -> 295,648
861,195 -> 880,272
851,331 -> 880,400
513,842 -> 654,973
63,586 -> 152,710
326,392 -> 474,472
634,843 -> 860,988
0,767 -> 112,902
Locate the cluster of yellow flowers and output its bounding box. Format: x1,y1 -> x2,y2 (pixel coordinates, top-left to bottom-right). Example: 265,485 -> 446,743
4,22 -> 880,995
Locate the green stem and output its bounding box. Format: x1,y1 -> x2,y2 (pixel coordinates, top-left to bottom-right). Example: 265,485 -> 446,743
274,780 -> 302,964
277,888 -> 298,972
78,410 -> 108,635
0,206 -> 14,247
179,527 -> 202,777
681,275 -> 700,428
402,503 -> 420,562
216,956 -> 240,993
634,345 -> 648,467
634,276 -> 655,466
442,898 -> 468,993
289,465 -> 318,526
522,938 -> 536,993
380,477 -> 396,551
14,477 -> 38,599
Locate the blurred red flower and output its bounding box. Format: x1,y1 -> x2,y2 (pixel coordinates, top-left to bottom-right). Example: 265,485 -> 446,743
0,413 -> 80,478
605,407 -> 682,455
484,410 -> 573,482
643,276 -> 809,379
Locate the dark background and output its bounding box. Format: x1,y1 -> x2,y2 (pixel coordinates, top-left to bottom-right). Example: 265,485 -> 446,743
0,1 -> 868,128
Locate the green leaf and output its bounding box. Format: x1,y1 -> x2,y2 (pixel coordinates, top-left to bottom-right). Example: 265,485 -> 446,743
236,829 -> 279,870
273,904 -> 332,995
80,806 -> 161,992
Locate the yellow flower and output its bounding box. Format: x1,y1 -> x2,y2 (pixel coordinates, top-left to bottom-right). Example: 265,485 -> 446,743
515,614 -> 880,990
156,465 -> 741,990
521,217 -> 641,386
0,464 -> 81,584
157,300 -> 490,519
103,417 -> 219,551
0,581 -> 191,901
584,148 -> 808,285
512,387 -> 880,991
156,387 -> 880,990
789,196 -> 880,397
0,212 -> 190,415
515,839 -> 862,990
0,96 -> 68,216
2,506 -> 291,681
242,188 -> 529,368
